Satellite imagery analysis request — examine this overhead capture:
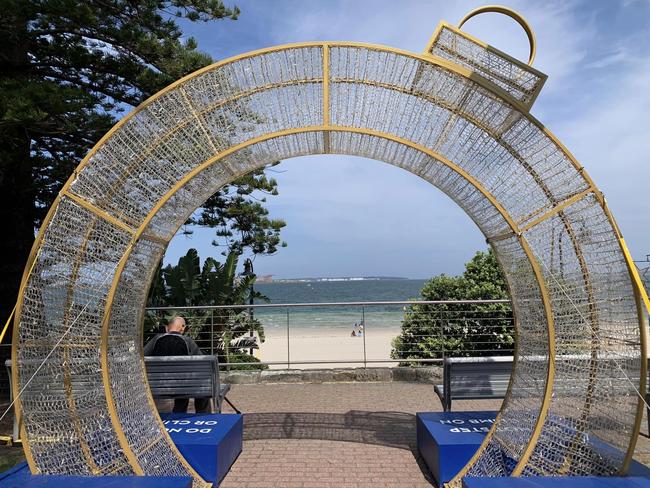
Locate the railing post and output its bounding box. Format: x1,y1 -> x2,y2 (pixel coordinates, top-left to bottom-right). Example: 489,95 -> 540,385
210,310 -> 214,356
286,307 -> 290,370
439,307 -> 445,360
362,306 -> 367,369
224,312 -> 231,372
225,336 -> 231,372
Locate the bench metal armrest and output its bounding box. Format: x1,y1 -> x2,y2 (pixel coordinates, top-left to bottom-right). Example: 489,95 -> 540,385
433,384 -> 449,411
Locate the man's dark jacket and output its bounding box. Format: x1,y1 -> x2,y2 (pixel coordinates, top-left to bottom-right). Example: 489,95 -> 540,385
144,331 -> 202,356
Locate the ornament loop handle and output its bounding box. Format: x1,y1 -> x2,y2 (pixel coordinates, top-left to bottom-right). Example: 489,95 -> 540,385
458,5 -> 537,66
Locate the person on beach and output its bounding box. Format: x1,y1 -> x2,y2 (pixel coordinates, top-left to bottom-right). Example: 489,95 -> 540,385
144,316 -> 210,413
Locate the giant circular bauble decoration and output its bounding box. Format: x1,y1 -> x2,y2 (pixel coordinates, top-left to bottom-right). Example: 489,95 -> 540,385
12,7 -> 649,487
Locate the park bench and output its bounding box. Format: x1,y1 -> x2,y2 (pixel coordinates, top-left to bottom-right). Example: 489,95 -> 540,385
434,356 -> 513,412
433,354 -> 642,413
145,355 -> 239,414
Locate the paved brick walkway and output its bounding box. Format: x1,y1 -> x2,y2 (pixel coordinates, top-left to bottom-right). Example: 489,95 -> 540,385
4,380 -> 650,485
210,382 -> 504,488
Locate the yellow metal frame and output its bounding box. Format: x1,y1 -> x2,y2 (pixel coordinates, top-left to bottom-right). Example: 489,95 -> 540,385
11,10 -> 647,481
0,306 -> 15,345
63,191 -> 137,235
618,237 -> 650,474
322,43 -> 331,153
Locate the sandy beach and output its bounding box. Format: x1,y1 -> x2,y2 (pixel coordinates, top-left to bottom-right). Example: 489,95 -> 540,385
257,326 -> 401,369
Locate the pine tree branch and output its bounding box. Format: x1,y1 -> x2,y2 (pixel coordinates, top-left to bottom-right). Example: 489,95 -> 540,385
39,71 -> 141,106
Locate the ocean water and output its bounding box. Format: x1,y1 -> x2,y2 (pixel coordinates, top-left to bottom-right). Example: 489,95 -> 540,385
255,279 -> 427,304
252,279 -> 428,332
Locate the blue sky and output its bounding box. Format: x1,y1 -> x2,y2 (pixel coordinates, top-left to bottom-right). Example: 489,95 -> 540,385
163,0 -> 650,279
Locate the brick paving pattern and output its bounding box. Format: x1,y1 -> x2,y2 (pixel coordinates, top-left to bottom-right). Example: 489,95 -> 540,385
213,382 -> 503,488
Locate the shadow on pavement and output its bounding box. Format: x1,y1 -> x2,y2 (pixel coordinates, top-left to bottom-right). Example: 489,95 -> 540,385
243,410 -> 435,484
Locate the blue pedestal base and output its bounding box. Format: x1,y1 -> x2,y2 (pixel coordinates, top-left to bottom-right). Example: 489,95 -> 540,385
417,410 -> 496,486
160,413 -> 243,485
463,477 -> 650,488
417,411 -> 650,487
1,413 -> 242,487
0,463 -> 192,488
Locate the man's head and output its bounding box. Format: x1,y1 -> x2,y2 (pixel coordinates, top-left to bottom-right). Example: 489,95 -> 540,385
166,316 -> 186,333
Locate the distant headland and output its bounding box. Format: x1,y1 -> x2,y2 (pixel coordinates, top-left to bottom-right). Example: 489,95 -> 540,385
255,275 -> 409,284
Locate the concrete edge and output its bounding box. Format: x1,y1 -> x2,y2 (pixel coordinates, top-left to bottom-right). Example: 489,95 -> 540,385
223,366 -> 441,385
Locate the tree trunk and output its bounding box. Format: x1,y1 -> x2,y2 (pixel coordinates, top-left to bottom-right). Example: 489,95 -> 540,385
0,128 -> 35,335
0,7 -> 34,341
0,130 -> 33,401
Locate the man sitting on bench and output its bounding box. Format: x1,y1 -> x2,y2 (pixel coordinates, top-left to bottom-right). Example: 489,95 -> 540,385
144,316 -> 210,413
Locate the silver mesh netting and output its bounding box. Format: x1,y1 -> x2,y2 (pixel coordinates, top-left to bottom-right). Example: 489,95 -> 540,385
14,37 -> 645,487
16,198 -> 134,475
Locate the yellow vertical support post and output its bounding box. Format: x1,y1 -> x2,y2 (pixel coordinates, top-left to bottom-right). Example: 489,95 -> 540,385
0,306 -> 15,345
618,237 -> 649,474
322,44 -> 331,153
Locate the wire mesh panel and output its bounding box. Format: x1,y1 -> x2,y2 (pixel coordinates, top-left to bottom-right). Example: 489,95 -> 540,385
15,197 -> 134,475
107,237 -> 197,476
427,24 -> 546,108
466,235 -> 551,478
518,194 -> 641,476
13,34 -> 646,488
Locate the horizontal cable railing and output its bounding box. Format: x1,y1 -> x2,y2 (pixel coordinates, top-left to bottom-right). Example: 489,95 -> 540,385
144,300 -> 515,370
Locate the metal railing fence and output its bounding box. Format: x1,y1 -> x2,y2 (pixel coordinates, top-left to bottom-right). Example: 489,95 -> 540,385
144,300 -> 514,370
0,300 -> 513,399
